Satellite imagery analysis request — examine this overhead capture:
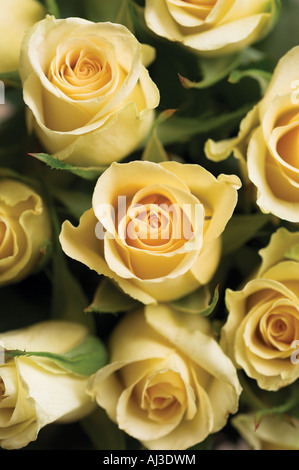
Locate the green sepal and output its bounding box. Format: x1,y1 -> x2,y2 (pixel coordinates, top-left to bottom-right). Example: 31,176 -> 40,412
85,278 -> 141,315
229,69 -> 272,95
222,213 -> 272,256
157,104 -> 252,146
45,0 -> 61,18
142,109 -> 176,163
170,284 -> 219,316
4,334 -> 108,376
179,53 -> 243,90
29,153 -> 106,180
254,389 -> 299,431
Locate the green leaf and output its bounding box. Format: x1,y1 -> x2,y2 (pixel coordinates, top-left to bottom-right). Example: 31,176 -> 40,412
50,187 -> 92,220
179,53 -> 243,89
142,110 -> 176,163
85,0 -> 127,22
29,153 -> 106,180
222,213 -> 272,256
50,248 -> 94,329
229,69 -> 272,96
254,392 -> 299,430
115,0 -> 134,33
157,104 -> 253,146
45,0 -> 61,18
81,408 -> 126,450
257,0 -> 296,63
5,334 -> 108,376
85,278 -> 141,315
285,243 -> 299,262
170,285 -> 219,316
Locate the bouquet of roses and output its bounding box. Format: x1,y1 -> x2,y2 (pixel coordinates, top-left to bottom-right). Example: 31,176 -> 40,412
1,0 -> 299,452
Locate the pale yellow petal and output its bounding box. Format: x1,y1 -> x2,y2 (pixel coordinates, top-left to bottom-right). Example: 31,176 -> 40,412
259,45 -> 299,119
247,126 -> 299,222
233,413 -> 299,450
182,14 -> 273,55
205,105 -> 259,163
0,0 -> 45,74
146,304 -> 241,393
257,227 -> 299,277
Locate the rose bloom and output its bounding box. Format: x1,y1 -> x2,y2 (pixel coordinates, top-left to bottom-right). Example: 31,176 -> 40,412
87,305 -> 241,450
144,0 -> 280,56
0,320 -> 95,449
232,413 -> 299,450
0,0 -> 45,74
206,45 -> 299,223
59,160 -> 240,304
0,178 -> 51,286
221,227 -> 299,391
19,16 -> 160,168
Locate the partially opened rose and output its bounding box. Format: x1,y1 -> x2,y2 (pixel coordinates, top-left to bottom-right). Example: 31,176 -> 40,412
144,0 -> 280,56
87,305 -> 241,450
232,413 -> 299,450
0,178 -> 51,286
0,0 -> 45,74
59,160 -> 240,304
221,227 -> 299,391
19,16 -> 160,168
0,320 -> 96,449
205,45 -> 299,222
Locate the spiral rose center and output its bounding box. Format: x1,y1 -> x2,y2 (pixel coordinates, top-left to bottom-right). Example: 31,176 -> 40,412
62,49 -> 111,84
141,370 -> 186,423
260,311 -> 297,349
123,192 -> 195,250
48,39 -> 114,100
267,315 -> 294,343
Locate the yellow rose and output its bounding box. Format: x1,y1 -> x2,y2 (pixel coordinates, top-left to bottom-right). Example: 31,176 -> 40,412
206,45 -> 299,222
144,0 -> 280,56
0,0 -> 45,74
0,320 -> 96,449
59,160 -> 240,304
0,178 -> 51,286
87,305 -> 241,450
232,413 -> 299,450
19,16 -> 160,169
221,227 -> 299,391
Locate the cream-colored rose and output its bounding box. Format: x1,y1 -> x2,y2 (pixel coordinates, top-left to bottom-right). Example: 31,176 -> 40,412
0,0 -> 45,74
0,320 -> 96,449
87,305 -> 241,450
205,45 -> 299,222
59,160 -> 240,304
221,227 -> 299,391
144,0 -> 280,56
19,16 -> 160,169
232,413 -> 299,450
0,178 -> 51,285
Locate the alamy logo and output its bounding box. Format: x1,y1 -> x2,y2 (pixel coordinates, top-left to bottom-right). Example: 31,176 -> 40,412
291,340 -> 299,364
94,197 -> 202,251
0,81 -> 4,104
